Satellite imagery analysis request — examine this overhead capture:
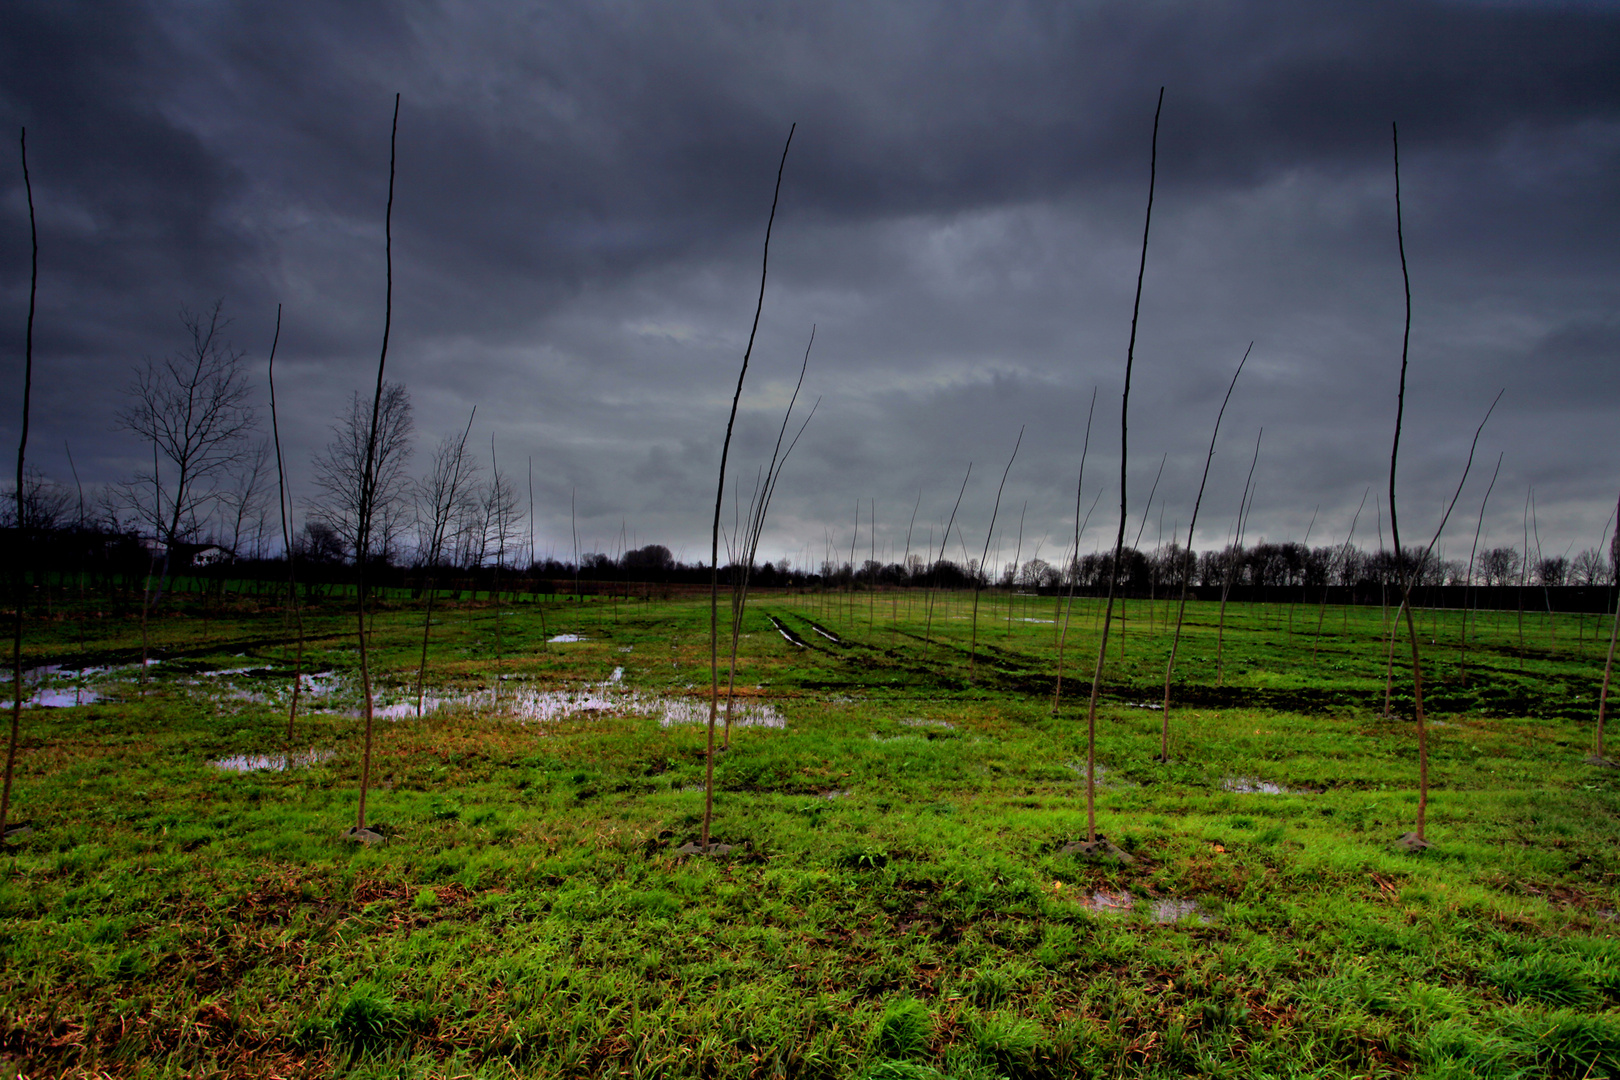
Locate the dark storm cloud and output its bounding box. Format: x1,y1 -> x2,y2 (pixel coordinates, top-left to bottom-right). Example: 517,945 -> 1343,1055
0,0 -> 1617,566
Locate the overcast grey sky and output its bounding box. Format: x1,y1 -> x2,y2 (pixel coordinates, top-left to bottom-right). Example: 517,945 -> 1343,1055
1,0 -> 1617,570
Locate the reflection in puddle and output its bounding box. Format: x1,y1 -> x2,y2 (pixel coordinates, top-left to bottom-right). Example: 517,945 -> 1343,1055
900,718 -> 955,729
548,634 -> 587,643
1222,777 -> 1293,795
6,687 -> 103,708
213,749 -> 334,772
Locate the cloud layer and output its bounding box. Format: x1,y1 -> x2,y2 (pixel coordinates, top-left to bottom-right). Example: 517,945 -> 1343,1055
2,0 -> 1617,567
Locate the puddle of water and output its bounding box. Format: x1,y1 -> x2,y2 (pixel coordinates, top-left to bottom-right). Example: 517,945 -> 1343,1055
811,626 -> 840,642
1126,702 -> 1164,710
1222,777 -> 1294,795
548,634 -> 587,643
1072,888 -> 1211,924
4,687 -> 103,708
658,697 -> 785,730
202,666 -> 271,678
1017,618 -> 1055,623
212,748 -> 334,772
900,718 -> 956,729
818,788 -> 852,800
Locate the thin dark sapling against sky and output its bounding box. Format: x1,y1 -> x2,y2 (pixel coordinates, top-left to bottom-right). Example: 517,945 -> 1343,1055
350,93 -> 400,842
1157,342 -> 1249,761
922,464 -> 971,663
897,487 -> 920,631
1007,500 -> 1026,637
1077,86 -> 1162,852
1457,453 -> 1503,686
265,304 -> 307,743
1388,121 -> 1504,849
1216,428 -> 1262,687
414,408 -> 477,716
1313,487 -> 1369,659
3,127 -> 38,844
721,328 -> 816,750
1051,388 -> 1098,713
1118,451 -> 1167,659
1596,487 -> 1620,766
701,123 -> 794,856
968,426 -> 1023,684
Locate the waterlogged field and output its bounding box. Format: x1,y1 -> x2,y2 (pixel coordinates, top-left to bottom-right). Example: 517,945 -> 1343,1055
2,586 -> 1619,1078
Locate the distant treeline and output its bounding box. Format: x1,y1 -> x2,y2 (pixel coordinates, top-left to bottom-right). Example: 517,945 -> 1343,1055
5,516 -> 1616,612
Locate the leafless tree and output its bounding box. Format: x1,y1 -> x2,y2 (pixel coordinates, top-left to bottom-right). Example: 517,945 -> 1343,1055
411,410 -> 477,716
0,467 -> 70,531
117,300 -> 259,594
309,382 -> 414,566
219,439 -> 272,558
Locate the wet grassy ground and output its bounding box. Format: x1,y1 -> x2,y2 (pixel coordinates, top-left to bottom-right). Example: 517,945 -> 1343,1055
2,585 -> 1618,1078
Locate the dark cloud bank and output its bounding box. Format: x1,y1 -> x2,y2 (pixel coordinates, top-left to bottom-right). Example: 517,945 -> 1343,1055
1,0 -> 1617,569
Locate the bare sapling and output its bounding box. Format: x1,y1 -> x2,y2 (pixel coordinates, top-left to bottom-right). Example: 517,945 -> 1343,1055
1291,505 -> 1319,640
922,464 -> 972,662
64,442 -> 88,704
1593,488 -> 1620,766
1313,488 -> 1369,659
265,304 -> 307,743
1119,452 -> 1167,659
701,124 -> 794,855
1052,388 -> 1098,712
897,488 -> 920,631
1216,428 -> 1262,686
1387,122 -> 1503,849
414,409 -> 477,716
968,427 -> 1023,683
1075,87 -> 1161,854
1457,453 -> 1503,686
350,93 -> 400,842
3,126 -> 38,843
1007,500 -> 1026,637
721,329 -> 816,750
1158,342 -> 1250,760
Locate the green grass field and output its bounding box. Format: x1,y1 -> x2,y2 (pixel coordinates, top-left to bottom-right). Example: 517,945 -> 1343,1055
2,585 -> 1618,1078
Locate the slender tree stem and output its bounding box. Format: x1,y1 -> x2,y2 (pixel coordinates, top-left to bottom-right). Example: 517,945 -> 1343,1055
355,93 -> 399,835
704,124 -> 794,853
3,127 -> 38,841
969,428 -> 1022,682
1084,87 -> 1161,843
1159,343 -> 1249,759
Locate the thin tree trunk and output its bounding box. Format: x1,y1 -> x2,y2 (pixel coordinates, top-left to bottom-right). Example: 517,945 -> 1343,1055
923,466 -> 971,662
703,124 -> 793,853
1082,87 -> 1161,845
1458,453 -> 1503,686
353,94 -> 399,837
266,305 -> 307,743
1594,489 -> 1620,764
1053,389 -> 1098,712
1314,489 -> 1368,659
969,428 -> 1022,683
1159,343 -> 1249,760
3,127 -> 38,841
1007,501 -> 1026,637
1216,430 -> 1262,686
